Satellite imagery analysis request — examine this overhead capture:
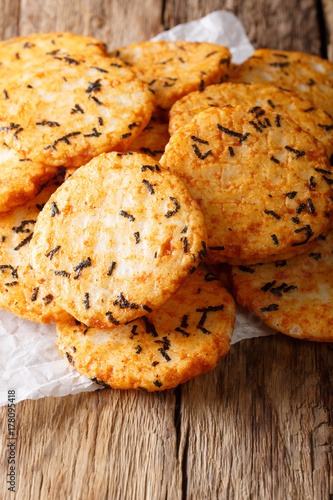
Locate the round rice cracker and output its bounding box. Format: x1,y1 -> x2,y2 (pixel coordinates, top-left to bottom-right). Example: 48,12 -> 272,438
128,117 -> 170,161
0,181 -> 70,323
229,49 -> 333,117
0,144 -> 59,213
230,231 -> 333,342
160,105 -> 333,265
56,267 -> 235,391
30,152 -> 208,328
110,41 -> 231,113
0,54 -> 156,167
168,82 -> 333,159
0,32 -> 107,74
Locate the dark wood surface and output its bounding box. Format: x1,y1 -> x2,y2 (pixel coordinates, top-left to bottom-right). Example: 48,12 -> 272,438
0,1 -> 332,499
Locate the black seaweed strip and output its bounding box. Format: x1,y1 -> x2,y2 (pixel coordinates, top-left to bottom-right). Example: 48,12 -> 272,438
165,197 -> 180,218
45,245 -> 61,260
14,232 -> 33,251
105,311 -> 120,325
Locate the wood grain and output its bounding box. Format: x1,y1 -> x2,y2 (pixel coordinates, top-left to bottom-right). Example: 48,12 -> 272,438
18,0 -> 164,50
163,0 -> 323,55
0,1 -> 332,499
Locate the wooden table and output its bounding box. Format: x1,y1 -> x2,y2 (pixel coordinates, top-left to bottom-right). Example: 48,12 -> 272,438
0,1 -> 332,499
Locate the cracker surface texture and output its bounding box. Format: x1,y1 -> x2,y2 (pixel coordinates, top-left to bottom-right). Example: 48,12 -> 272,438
30,152 -> 207,328
231,231 -> 333,341
161,105 -> 333,265
57,267 -> 235,391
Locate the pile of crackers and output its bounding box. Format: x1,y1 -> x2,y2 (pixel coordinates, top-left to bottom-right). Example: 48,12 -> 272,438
0,33 -> 332,392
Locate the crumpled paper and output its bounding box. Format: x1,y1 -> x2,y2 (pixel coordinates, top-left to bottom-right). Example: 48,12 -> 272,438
0,10 -> 276,406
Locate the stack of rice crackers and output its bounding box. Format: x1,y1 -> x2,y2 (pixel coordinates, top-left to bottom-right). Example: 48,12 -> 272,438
0,34 -> 332,391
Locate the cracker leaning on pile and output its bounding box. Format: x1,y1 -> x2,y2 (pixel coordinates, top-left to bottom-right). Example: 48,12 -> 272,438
0,34 -> 332,391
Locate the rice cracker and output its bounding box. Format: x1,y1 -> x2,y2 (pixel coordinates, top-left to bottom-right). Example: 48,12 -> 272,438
0,53 -> 155,167
30,152 -> 207,328
56,267 -> 235,391
0,180 -> 69,323
169,82 -> 333,159
160,105 -> 333,265
231,231 -> 333,341
230,49 -> 333,117
110,41 -> 231,112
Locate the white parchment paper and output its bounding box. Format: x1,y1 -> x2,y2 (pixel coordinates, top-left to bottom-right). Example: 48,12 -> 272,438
0,10 -> 276,406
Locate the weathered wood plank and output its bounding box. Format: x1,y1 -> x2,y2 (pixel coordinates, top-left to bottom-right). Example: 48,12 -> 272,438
163,0 -> 322,55
179,336 -> 332,500
18,0 -> 164,49
322,0 -> 333,60
1,389 -> 181,500
0,0 -> 20,40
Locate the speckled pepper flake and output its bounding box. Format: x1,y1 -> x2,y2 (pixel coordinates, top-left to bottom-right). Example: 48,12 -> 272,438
113,292 -> 139,310
45,245 -> 61,260
85,79 -> 102,93
31,287 -> 39,302
275,260 -> 287,267
14,232 -> 33,251
310,252 -> 321,260
180,315 -> 189,329
54,270 -> 70,278
141,316 -> 158,337
307,198 -> 315,213
204,271 -> 218,282
42,294 -> 53,306
36,120 -> 60,127
71,104 -> 84,114
296,203 -> 306,214
119,210 -> 135,222
292,225 -> 314,246
175,327 -> 189,337
142,179 -> 156,194
90,377 -> 109,387
191,135 -> 208,145
285,146 -> 305,159
264,209 -> 281,220
141,304 -> 153,313
45,131 -> 81,151
84,128 -> 101,138
165,197 -> 180,218
141,164 -> 160,172
239,265 -> 255,273
12,220 -> 36,234
158,348 -> 171,361
286,191 -> 297,199
105,311 -> 119,325
260,304 -> 279,312
198,241 -> 207,260
180,236 -> 188,253
73,257 -> 92,279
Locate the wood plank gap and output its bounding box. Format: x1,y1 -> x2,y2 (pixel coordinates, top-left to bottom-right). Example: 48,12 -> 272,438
316,0 -> 328,58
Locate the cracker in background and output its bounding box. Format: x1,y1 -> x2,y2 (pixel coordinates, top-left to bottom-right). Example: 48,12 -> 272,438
230,49 -> 333,117
110,41 -> 231,113
169,82 -> 333,160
